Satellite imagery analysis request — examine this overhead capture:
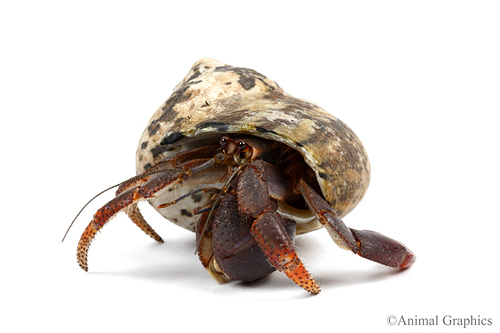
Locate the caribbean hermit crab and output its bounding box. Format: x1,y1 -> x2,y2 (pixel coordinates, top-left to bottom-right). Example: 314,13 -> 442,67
69,58 -> 415,294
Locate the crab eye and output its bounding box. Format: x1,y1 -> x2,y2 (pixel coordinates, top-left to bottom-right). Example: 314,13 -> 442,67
238,141 -> 248,150
219,136 -> 229,147
237,141 -> 253,160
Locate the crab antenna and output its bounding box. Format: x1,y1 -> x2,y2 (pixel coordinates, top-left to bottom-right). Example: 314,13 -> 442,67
61,167 -> 188,242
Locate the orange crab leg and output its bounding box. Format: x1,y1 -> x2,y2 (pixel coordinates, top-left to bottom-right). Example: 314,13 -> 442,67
77,186 -> 144,271
77,157 -> 220,272
124,202 -> 164,243
107,145 -> 223,245
77,169 -> 186,271
251,211 -> 321,295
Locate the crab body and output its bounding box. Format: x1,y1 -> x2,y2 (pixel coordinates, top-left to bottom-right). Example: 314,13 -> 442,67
75,59 -> 415,294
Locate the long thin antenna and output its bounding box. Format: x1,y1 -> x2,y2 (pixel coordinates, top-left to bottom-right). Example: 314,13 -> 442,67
61,167 -> 187,242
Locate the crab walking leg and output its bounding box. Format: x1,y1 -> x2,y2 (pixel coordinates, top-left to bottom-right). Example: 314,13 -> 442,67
195,211 -> 213,268
115,179 -> 164,242
349,229 -> 416,268
77,187 -> 145,271
158,187 -> 222,210
107,149 -> 219,244
109,170 -> 163,242
77,167 -> 192,271
299,179 -> 416,269
251,211 -> 321,295
124,203 -> 163,242
298,179 -> 359,252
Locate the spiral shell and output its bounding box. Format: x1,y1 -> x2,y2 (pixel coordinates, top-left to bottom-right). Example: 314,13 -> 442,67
136,58 -> 370,219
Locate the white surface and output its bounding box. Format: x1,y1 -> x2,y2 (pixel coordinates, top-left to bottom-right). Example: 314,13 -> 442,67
1,1 -> 499,332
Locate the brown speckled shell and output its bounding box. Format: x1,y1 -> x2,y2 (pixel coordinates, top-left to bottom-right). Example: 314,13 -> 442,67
136,58 -> 370,220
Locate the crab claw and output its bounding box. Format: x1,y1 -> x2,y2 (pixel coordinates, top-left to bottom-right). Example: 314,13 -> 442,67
251,211 -> 321,295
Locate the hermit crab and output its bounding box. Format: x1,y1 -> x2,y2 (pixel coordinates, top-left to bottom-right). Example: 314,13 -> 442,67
68,58 -> 415,295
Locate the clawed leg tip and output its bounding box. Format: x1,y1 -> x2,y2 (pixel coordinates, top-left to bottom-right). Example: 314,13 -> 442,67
78,260 -> 89,272
309,288 -> 321,295
399,250 -> 416,269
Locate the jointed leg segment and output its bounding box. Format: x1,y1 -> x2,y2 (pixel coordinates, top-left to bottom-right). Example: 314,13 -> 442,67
77,186 -> 146,271
299,179 -> 415,269
77,155 -> 218,272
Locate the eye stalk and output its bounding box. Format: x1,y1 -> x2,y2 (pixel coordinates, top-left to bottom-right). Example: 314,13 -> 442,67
236,140 -> 253,162
220,135 -> 237,155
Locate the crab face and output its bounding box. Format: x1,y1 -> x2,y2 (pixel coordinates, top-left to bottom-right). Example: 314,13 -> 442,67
72,59 -> 415,294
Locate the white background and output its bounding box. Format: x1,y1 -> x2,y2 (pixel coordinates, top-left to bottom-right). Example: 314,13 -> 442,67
1,1 -> 499,332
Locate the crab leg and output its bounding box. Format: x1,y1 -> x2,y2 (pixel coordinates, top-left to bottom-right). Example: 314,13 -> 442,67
124,203 -> 164,242
77,157 -> 220,272
299,179 -> 416,268
349,229 -> 416,268
251,211 -> 321,295
158,187 -> 222,210
78,169 -> 185,271
111,145 -> 222,242
77,186 -> 146,271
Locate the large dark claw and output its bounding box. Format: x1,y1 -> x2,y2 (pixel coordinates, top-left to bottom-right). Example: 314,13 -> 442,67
236,160 -> 289,219
212,194 -> 276,282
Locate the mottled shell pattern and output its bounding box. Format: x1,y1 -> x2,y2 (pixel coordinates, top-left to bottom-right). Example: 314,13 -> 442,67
136,58 -> 370,232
